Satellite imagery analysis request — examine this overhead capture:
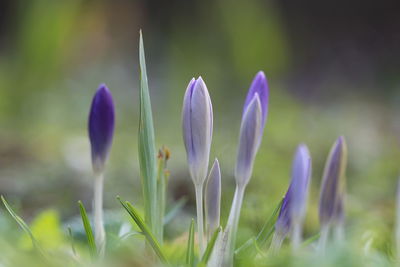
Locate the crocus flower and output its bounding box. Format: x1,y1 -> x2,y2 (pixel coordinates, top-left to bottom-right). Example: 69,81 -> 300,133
234,95 -> 263,187
182,76 -> 213,255
243,71 -> 269,131
319,136 -> 347,228
235,71 -> 269,186
205,158 -> 221,240
88,84 -> 115,174
274,144 -> 311,249
182,77 -> 213,186
222,72 -> 269,265
88,84 -> 115,256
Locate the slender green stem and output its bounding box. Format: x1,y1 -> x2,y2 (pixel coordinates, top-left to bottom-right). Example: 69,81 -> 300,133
94,172 -> 105,257
195,184 -> 205,256
291,221 -> 302,251
224,185 -> 246,266
270,233 -> 284,254
318,225 -> 330,252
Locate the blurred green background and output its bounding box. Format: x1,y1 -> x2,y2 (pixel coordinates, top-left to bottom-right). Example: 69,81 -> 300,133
0,0 -> 399,255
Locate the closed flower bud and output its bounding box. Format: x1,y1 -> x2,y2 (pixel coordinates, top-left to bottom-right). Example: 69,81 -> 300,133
275,144 -> 312,238
319,136 -> 347,227
235,94 -> 262,187
182,77 -> 213,185
243,71 -> 269,133
88,84 -> 115,174
205,158 -> 221,239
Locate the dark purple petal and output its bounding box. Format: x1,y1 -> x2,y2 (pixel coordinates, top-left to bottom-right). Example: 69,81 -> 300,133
243,71 -> 269,130
235,94 -> 262,187
275,186 -> 293,237
319,136 -> 347,227
88,84 -> 115,173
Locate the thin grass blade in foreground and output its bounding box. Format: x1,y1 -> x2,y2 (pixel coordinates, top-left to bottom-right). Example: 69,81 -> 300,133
117,197 -> 169,265
78,200 -> 97,259
186,219 -> 195,266
235,198 -> 282,259
201,226 -> 222,264
1,195 -> 47,259
138,30 -> 159,240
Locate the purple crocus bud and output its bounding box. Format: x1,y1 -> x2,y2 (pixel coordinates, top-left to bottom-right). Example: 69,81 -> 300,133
275,144 -> 312,238
243,71 -> 269,132
235,94 -> 262,187
182,77 -> 213,185
319,136 -> 347,227
88,84 -> 115,174
205,158 -> 221,239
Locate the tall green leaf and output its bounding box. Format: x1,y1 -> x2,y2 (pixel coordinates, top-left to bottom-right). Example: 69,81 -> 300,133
117,197 -> 169,265
235,198 -> 283,259
186,219 -> 195,266
138,30 -> 158,239
200,226 -> 222,264
1,195 -> 46,258
78,200 -> 97,259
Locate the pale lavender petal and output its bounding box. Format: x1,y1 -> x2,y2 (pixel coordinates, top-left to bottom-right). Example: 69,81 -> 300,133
182,78 -> 196,158
88,84 -> 115,173
206,158 -> 221,237
243,71 -> 269,129
182,77 -> 213,185
319,136 -> 347,227
235,94 -> 262,187
275,144 -> 311,238
290,144 -> 312,221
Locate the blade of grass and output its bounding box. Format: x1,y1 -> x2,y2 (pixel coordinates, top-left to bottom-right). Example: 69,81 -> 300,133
164,197 -> 188,225
138,29 -> 158,241
235,198 -> 283,259
1,195 -> 46,258
186,219 -> 195,266
200,226 -> 222,264
117,197 -> 169,265
302,232 -> 320,247
67,226 -> 77,257
78,200 -> 97,259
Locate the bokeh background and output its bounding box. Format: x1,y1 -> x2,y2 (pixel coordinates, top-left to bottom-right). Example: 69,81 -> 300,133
0,0 -> 400,253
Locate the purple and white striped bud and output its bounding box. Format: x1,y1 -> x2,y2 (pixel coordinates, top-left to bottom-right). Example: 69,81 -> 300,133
235,72 -> 269,187
88,84 -> 115,174
235,95 -> 262,187
205,158 -> 221,239
243,71 -> 269,131
182,77 -> 213,186
275,144 -> 312,239
319,136 -> 347,227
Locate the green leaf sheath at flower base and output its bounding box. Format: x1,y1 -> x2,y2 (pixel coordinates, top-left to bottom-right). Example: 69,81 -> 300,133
186,219 -> 195,266
1,196 -> 47,259
235,198 -> 282,259
138,31 -> 159,240
78,201 -> 97,259
157,147 -> 170,245
117,197 -> 169,265
201,226 -> 222,264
